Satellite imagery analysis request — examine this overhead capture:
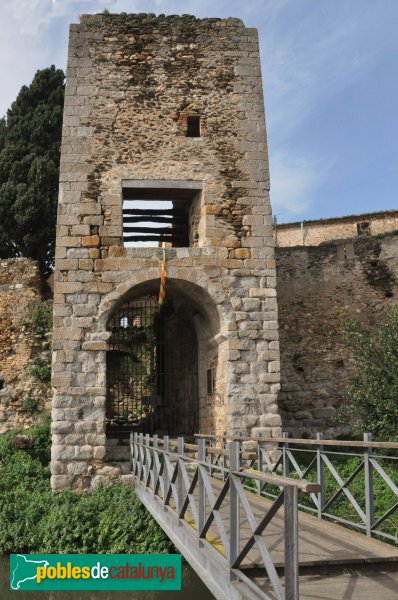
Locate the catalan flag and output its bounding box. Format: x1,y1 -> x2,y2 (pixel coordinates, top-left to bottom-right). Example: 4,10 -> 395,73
158,245 -> 167,306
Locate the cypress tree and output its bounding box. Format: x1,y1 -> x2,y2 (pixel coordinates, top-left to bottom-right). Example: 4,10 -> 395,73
0,66 -> 65,279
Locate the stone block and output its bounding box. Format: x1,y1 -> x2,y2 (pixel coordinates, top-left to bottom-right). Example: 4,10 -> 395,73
234,248 -> 251,259
260,414 -> 282,427
82,235 -> 100,247
51,475 -> 75,490
52,445 -> 75,460
67,461 -> 89,475
259,373 -> 280,383
86,433 -> 106,445
249,288 -> 276,298
242,298 -> 261,311
88,248 -> 100,259
76,444 -> 94,459
93,445 -> 106,459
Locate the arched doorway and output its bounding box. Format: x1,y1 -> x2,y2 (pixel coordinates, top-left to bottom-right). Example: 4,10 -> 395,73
105,278 -> 220,437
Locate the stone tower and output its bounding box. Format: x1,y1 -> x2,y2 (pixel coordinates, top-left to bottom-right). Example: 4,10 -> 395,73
52,13 -> 281,490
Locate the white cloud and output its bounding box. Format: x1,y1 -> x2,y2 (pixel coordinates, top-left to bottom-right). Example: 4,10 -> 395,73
269,151 -> 324,220
7,0 -> 117,34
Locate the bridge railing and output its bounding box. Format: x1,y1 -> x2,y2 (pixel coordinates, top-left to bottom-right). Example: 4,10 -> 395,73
196,432 -> 398,544
131,432 -> 320,600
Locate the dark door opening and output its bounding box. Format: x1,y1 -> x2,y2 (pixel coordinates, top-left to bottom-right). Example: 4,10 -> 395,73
106,295 -> 199,437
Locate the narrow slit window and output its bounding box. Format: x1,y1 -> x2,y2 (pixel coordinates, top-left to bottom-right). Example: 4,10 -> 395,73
207,367 -> 215,394
186,116 -> 201,138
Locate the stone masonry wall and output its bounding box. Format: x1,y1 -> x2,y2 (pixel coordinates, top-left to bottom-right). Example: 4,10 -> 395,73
275,211 -> 398,248
276,232 -> 398,437
52,13 -> 281,490
0,258 -> 52,432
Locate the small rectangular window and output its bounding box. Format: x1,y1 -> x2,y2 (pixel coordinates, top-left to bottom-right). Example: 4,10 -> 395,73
207,367 -> 215,394
357,222 -> 371,236
186,116 -> 201,138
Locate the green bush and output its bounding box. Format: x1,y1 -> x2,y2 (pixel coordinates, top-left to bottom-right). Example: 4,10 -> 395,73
30,357 -> 52,383
337,304 -> 398,440
21,395 -> 38,414
0,417 -> 51,465
0,421 -> 174,554
29,299 -> 53,339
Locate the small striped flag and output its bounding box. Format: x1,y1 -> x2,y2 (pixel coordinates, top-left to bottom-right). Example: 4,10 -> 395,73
158,245 -> 167,306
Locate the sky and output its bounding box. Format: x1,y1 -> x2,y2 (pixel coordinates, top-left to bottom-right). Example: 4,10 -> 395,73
0,0 -> 397,223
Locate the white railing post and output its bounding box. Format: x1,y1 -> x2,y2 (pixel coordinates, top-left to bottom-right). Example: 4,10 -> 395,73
229,440 -> 240,580
258,431 -> 265,495
138,433 -> 144,480
284,485 -> 299,600
177,436 -> 184,519
153,434 -> 158,495
130,432 -> 135,474
316,432 -> 325,519
198,437 -> 206,545
364,432 -> 374,537
163,435 -> 169,509
209,430 -> 215,477
282,432 -> 290,477
145,433 -> 151,486
222,430 -> 227,480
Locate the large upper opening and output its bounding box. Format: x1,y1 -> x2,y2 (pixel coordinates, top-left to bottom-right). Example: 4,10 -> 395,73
122,179 -> 202,248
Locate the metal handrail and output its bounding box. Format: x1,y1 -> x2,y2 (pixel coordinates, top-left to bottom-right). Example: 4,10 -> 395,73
131,432 -> 320,600
134,431 -> 398,544
194,433 -> 398,450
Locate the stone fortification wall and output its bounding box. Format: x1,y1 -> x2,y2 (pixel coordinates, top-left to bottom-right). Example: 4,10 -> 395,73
52,13 -> 281,490
0,258 -> 52,432
276,232 -> 398,436
275,210 -> 398,248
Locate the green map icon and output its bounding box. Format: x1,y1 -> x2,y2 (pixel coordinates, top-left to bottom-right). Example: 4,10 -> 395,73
10,555 -> 50,590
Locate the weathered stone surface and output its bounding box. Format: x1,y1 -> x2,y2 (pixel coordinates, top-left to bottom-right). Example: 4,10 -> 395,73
277,232 -> 398,437
275,210 -> 398,248
51,12 -> 280,490
0,258 -> 52,432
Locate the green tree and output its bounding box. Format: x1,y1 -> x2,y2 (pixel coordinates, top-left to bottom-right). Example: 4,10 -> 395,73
0,66 -> 65,278
338,304 -> 398,440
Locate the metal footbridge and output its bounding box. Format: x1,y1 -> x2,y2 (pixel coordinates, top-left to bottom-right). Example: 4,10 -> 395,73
130,432 -> 398,600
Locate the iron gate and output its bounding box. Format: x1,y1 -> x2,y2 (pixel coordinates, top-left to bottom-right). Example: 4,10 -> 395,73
106,295 -> 199,436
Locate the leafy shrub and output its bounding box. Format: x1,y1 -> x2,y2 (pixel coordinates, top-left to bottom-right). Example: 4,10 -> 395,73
40,485 -> 173,554
29,299 -> 53,339
30,357 -> 52,383
337,304 -> 398,440
0,420 -> 174,554
21,395 -> 38,414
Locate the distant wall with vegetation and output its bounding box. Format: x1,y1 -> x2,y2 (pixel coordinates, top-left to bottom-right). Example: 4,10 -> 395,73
276,231 -> 398,437
0,258 -> 52,432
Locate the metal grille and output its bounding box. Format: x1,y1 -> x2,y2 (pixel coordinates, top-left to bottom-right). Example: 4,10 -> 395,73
106,295 -> 198,436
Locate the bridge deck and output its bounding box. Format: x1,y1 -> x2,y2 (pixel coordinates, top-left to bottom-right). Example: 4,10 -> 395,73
132,434 -> 398,599
199,476 -> 398,569
247,565 -> 398,600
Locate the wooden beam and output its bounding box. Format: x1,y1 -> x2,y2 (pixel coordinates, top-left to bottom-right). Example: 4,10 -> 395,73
123,226 -> 187,235
123,235 -> 188,243
123,216 -> 186,224
123,208 -> 186,216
